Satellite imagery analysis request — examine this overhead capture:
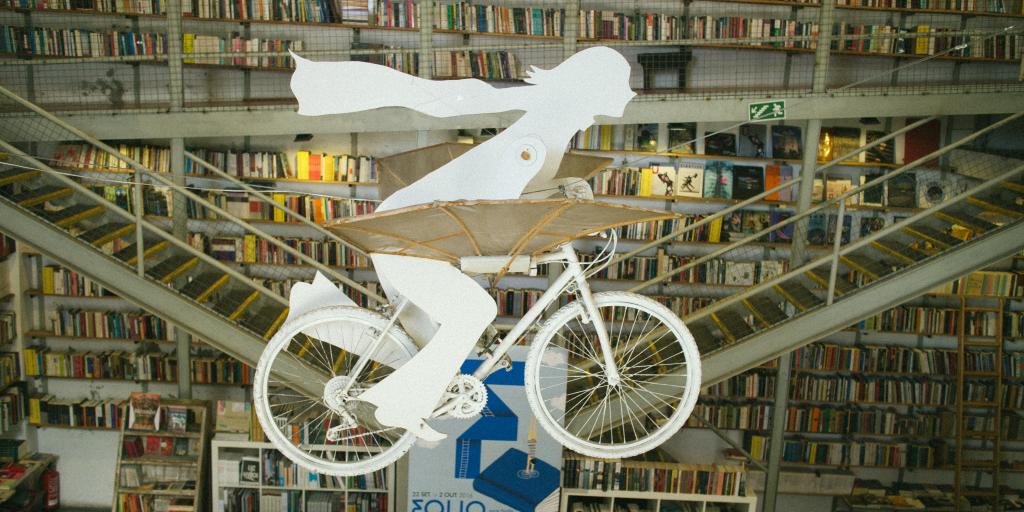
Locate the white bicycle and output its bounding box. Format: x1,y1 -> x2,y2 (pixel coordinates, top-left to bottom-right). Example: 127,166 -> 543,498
253,235 -> 701,476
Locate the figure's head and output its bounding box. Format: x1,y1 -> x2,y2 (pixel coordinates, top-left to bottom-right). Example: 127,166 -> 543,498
524,47 -> 635,121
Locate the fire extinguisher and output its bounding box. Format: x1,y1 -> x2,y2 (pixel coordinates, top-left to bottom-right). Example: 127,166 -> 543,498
42,468 -> 59,511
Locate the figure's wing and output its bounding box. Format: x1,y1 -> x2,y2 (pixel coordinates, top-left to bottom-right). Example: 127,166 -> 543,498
290,52 -> 518,118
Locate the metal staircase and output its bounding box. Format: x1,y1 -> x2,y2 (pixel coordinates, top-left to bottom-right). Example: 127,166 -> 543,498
0,85 -> 383,396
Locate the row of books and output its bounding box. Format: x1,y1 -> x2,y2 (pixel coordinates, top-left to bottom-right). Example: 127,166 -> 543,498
23,348 -> 177,381
703,371 -> 776,399
296,151 -> 376,183
855,306 -> 964,335
182,34 -> 303,68
589,163 -> 796,202
28,394 -> 123,428
122,435 -> 198,458
186,190 -> 376,223
831,24 -> 1022,60
52,143 -> 288,180
251,278 -> 381,309
0,353 -> 18,388
788,373 -> 993,406
191,354 -> 253,385
432,50 -> 520,80
49,308 -> 169,340
0,385 -> 24,434
348,494 -> 389,512
436,3 -> 563,36
689,17 -> 819,50
561,456 -> 745,496
574,123 -> 806,160
930,270 -> 1023,297
579,250 -> 788,286
258,449 -> 388,490
746,434 -> 941,468
41,264 -> 114,297
791,342 -> 967,375
187,233 -> 371,268
836,0 -> 1012,13
0,312 -> 14,345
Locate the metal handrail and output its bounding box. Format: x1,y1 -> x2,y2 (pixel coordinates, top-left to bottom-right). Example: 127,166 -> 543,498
0,83 -> 385,304
627,111 -> 1024,293
183,151 -> 386,303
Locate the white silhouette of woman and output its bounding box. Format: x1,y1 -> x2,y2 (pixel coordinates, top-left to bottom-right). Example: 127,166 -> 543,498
287,47 -> 635,440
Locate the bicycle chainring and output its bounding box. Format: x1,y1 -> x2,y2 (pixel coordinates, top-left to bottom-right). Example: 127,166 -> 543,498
445,374 -> 488,419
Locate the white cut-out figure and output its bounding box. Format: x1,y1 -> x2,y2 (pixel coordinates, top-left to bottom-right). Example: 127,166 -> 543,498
288,47 -> 635,441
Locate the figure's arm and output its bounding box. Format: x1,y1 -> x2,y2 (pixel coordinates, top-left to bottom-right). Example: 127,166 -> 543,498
290,52 -> 525,118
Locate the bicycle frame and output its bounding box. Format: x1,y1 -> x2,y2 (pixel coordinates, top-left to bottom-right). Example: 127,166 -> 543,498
431,243 -> 619,416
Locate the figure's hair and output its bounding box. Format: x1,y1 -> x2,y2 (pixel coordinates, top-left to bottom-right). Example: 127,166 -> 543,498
523,47 -> 631,86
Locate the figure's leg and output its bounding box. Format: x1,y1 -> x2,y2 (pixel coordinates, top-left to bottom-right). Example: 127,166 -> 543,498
359,254 -> 496,440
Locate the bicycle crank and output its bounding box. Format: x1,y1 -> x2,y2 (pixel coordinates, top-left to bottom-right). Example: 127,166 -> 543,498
443,374 -> 488,419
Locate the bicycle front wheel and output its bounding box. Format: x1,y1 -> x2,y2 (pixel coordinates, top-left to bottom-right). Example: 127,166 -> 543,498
253,305 -> 419,476
524,291 -> 701,458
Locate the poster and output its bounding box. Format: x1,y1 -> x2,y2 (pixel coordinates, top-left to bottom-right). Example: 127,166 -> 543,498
407,346 -> 564,512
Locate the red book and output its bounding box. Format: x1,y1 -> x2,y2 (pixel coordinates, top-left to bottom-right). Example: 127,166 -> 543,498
308,154 -> 322,181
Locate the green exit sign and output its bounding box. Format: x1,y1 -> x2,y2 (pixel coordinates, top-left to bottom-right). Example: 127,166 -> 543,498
748,100 -> 786,121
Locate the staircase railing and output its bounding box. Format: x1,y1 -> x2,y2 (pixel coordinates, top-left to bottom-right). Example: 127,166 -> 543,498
0,83 -> 385,305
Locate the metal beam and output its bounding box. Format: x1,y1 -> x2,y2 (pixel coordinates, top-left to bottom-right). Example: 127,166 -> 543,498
11,91 -> 1023,140
701,219 -> 1024,387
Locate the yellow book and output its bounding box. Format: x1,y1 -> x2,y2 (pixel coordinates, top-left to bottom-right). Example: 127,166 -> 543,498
322,154 -> 335,182
41,265 -> 55,295
28,396 -> 40,425
296,150 -> 310,181
182,33 -> 195,64
639,167 -> 654,196
599,125 -> 613,150
914,25 -> 930,55
243,234 -> 257,263
708,216 -> 723,243
23,348 -> 36,376
272,193 -> 286,223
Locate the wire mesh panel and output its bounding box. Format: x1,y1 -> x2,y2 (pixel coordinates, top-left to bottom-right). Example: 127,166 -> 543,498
0,0 -> 1021,113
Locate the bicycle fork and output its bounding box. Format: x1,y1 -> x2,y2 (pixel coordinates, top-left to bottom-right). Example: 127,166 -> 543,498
560,244 -> 621,387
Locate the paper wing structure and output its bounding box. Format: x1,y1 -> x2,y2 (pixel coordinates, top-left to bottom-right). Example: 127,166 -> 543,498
325,199 -> 678,264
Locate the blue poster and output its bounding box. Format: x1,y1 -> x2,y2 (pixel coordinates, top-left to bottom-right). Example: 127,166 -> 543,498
407,346 -> 565,512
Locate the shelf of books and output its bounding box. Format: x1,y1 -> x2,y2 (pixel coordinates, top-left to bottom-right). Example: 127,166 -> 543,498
114,394 -> 210,512
211,436 -> 394,512
561,453 -> 756,512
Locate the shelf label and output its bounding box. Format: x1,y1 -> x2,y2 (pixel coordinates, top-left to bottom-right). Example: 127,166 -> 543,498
748,100 -> 786,121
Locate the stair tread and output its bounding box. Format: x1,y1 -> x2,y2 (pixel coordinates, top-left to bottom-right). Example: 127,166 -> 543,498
742,296 -> 788,327
871,239 -> 929,264
212,289 -> 261,320
9,185 -> 72,206
805,268 -> 856,295
79,222 -> 133,245
903,224 -> 962,249
936,210 -> 998,232
180,273 -> 229,302
145,254 -> 198,283
841,254 -> 893,280
113,240 -> 169,264
37,204 -> 104,226
241,305 -> 289,339
774,281 -> 823,311
688,323 -> 718,353
0,168 -> 40,185
967,195 -> 1024,217
710,309 -> 755,342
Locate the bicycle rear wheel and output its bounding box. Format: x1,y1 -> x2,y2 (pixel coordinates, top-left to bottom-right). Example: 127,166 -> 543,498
524,291 -> 701,458
253,305 -> 419,476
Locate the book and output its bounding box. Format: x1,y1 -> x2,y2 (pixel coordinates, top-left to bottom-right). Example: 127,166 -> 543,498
128,392 -> 161,431
296,151 -> 310,180
887,173 -> 918,208
704,132 -> 737,156
826,178 -> 856,206
731,165 -> 765,200
674,161 -> 704,198
636,123 -> 659,151
860,216 -> 886,237
738,124 -> 768,158
865,130 -> 894,164
903,118 -> 940,167
216,400 -> 251,433
818,127 -> 861,162
667,122 -> 696,154
860,173 -> 885,207
771,125 -> 803,159
165,405 -> 188,433
650,165 -> 675,197
703,160 -> 734,199
239,456 -> 261,484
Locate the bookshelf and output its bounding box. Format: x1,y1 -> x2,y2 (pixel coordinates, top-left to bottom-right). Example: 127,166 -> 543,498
114,398 -> 210,512
210,436 -> 395,512
560,455 -> 757,512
